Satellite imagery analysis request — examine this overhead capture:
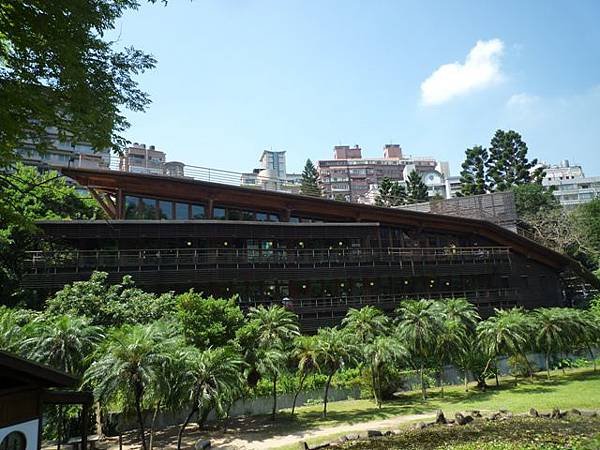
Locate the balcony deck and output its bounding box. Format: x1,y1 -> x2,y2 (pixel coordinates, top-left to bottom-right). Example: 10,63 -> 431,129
22,246 -> 512,288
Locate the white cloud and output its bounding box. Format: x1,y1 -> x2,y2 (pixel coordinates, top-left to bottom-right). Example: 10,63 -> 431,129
421,39 -> 505,106
506,93 -> 539,108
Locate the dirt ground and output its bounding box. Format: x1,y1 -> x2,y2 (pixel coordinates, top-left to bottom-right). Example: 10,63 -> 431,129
77,411 -> 434,450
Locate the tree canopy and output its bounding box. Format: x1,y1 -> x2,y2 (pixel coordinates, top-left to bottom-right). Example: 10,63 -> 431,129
375,177 -> 406,207
0,0 -> 159,168
300,159 -> 321,197
0,164 -> 102,305
459,130 -> 544,196
405,170 -> 429,204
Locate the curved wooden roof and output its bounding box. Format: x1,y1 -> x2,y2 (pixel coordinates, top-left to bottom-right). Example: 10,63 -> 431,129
61,167 -> 598,287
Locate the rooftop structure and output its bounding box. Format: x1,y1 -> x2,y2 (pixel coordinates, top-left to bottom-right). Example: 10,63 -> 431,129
0,350 -> 93,450
241,150 -> 301,193
119,143 -> 166,175
21,167 -> 598,332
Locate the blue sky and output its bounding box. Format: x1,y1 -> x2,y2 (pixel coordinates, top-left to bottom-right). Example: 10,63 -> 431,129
115,0 -> 600,175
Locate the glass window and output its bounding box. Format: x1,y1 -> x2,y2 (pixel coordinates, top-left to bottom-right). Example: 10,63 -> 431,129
191,204 -> 205,219
289,216 -> 300,223
268,213 -> 280,222
0,431 -> 27,450
242,210 -> 255,221
159,200 -> 173,219
140,198 -> 157,219
124,195 -> 140,219
213,207 -> 226,220
175,203 -> 189,220
256,212 -> 268,221
228,209 -> 241,220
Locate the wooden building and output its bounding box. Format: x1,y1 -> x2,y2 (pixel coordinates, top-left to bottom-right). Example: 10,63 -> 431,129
0,351 -> 92,450
22,168 -> 598,331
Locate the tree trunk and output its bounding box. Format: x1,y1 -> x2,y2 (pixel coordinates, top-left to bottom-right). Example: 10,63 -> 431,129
464,371 -> 469,392
292,372 -> 308,415
371,364 -> 379,407
177,406 -> 198,450
546,352 -> 551,380
521,351 -> 534,378
149,401 -> 160,450
271,372 -> 278,421
94,401 -> 103,439
439,369 -> 445,398
322,371 -> 335,418
420,362 -> 426,400
133,382 -> 148,450
177,387 -> 201,450
494,360 -> 499,387
587,343 -> 596,372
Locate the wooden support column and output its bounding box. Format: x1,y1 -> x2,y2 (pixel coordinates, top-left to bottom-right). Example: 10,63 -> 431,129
207,198 -> 214,219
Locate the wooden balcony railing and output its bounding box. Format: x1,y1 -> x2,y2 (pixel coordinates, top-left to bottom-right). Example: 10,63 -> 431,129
24,246 -> 511,274
238,288 -> 520,313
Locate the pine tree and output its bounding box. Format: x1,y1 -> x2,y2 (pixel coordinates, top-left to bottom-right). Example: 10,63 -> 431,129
375,177 -> 406,207
405,170 -> 429,204
487,130 -> 543,191
300,159 -> 321,197
459,146 -> 489,196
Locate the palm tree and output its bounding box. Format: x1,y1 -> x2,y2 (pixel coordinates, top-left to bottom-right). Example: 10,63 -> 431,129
342,306 -> 391,405
396,299 -> 442,399
176,346 -> 243,450
291,335 -> 319,414
477,308 -> 532,385
365,336 -> 406,408
247,305 -> 299,420
435,298 -> 480,330
532,308 -> 569,379
147,345 -> 194,450
342,306 -> 389,342
85,323 -> 173,450
569,309 -> 599,372
433,299 -> 479,395
314,327 -> 357,417
21,314 -> 103,375
0,306 -> 31,353
433,317 -> 466,396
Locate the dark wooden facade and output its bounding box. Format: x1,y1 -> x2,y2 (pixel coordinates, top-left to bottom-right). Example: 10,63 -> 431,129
21,168 -> 597,330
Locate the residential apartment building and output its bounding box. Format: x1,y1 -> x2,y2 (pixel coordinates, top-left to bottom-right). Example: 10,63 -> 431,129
318,144 -> 447,202
119,143 -> 166,175
16,127 -> 110,170
540,160 -> 600,209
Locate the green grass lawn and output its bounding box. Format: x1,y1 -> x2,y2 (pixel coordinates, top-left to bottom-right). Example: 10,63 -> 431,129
282,368 -> 600,430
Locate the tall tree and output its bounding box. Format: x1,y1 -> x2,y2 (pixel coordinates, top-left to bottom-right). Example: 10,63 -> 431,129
375,177 -> 406,207
405,170 -> 429,204
314,327 -> 357,417
365,336 -> 405,408
477,308 -> 532,385
290,335 -> 319,415
459,146 -> 489,196
0,164 -> 102,305
176,346 -> 244,450
176,291 -> 244,349
512,183 -> 560,219
0,0 -> 158,168
300,159 -> 321,197
247,305 -> 299,420
487,130 -> 545,191
342,306 -> 390,406
20,314 -> 103,376
395,299 -> 442,399
85,323 -> 174,450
